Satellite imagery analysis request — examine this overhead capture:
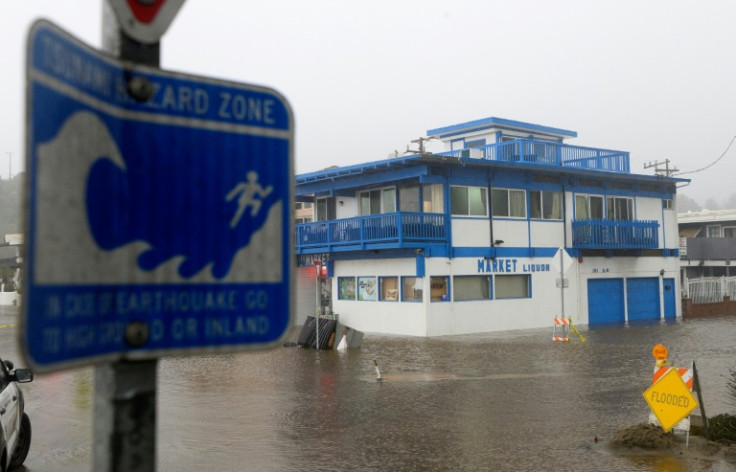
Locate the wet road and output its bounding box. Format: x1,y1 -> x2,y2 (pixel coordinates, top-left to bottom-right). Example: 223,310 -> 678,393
2,304 -> 736,471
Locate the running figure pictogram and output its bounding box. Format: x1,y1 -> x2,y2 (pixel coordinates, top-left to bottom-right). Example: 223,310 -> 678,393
226,171 -> 273,228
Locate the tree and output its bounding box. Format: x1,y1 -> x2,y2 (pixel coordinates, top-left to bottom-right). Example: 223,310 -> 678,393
704,198 -> 721,211
676,194 -> 701,213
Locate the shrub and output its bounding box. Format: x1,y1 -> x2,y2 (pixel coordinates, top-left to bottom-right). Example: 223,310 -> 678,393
708,414 -> 736,443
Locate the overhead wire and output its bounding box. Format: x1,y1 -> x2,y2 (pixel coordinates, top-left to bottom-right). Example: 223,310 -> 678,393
675,135 -> 736,176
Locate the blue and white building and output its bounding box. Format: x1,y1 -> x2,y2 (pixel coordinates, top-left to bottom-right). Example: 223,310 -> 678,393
295,117 -> 687,336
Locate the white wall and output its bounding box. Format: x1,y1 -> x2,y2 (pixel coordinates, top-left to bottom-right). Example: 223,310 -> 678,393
336,197 -> 357,219
491,220 -> 529,247
530,221 -> 564,248
451,219 -> 490,247
331,258 -> 428,336
636,196 -> 664,247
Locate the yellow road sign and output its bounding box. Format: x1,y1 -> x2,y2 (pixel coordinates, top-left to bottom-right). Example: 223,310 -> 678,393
643,368 -> 698,432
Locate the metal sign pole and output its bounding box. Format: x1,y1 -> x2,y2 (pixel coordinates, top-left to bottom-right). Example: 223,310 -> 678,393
93,4 -> 159,471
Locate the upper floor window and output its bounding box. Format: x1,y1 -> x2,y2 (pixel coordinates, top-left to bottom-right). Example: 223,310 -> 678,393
295,202 -> 313,210
451,186 -> 488,216
607,196 -> 633,221
492,188 -> 526,218
399,183 -> 444,213
316,197 -> 336,221
662,199 -> 673,210
575,194 -> 604,219
359,187 -> 396,216
423,184 -> 444,213
530,190 -> 562,220
725,227 -> 736,238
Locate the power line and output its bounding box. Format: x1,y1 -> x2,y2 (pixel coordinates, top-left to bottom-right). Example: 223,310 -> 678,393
675,135 -> 736,176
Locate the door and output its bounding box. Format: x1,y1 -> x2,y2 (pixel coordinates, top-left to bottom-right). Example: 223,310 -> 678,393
626,277 -> 661,321
663,277 -> 676,319
588,278 -> 625,324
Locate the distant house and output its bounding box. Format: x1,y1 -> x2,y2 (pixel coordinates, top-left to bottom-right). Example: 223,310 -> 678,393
294,117 -> 688,335
678,210 -> 736,313
0,234 -> 23,306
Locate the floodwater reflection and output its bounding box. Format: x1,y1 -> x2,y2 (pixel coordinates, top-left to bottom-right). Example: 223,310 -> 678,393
9,305 -> 736,471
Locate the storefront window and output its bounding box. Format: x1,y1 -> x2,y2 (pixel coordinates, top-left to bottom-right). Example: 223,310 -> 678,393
338,277 -> 356,300
453,275 -> 491,301
379,277 -> 399,301
495,274 -> 530,299
357,277 -> 377,301
430,276 -> 449,302
402,277 -> 423,302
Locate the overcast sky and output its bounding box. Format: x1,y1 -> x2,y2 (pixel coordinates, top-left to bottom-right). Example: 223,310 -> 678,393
3,0 -> 736,205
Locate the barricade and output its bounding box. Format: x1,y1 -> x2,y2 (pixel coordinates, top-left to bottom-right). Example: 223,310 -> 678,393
648,365 -> 694,434
552,317 -> 569,342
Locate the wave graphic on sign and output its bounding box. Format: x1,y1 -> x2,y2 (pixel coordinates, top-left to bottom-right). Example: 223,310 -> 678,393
33,111 -> 282,284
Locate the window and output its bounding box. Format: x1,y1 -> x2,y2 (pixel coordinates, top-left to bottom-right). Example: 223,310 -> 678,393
357,277 -> 377,301
360,187 -> 396,215
492,188 -> 526,218
402,277 -> 424,302
399,184 -> 419,212
338,277 -> 356,300
451,186 -> 488,216
423,184 -> 444,213
530,190 -> 562,220
662,199 -> 673,210
466,138 -> 486,148
607,196 -> 633,220
725,227 -> 736,238
295,202 -> 313,210
316,197 -> 336,221
453,276 -> 491,301
575,194 -> 603,219
707,225 -> 722,238
430,276 -> 449,302
379,277 -> 399,301
495,274 -> 530,299
296,217 -> 312,224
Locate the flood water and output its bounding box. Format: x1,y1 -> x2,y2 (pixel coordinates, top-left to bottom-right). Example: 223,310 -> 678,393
3,304 -> 736,471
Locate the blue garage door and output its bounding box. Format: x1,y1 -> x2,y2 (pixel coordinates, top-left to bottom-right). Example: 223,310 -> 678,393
626,277 -> 660,321
588,278 -> 625,324
663,278 -> 676,319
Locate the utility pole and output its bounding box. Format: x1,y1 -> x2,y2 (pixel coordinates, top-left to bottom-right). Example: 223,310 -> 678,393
406,136 -> 436,155
644,159 -> 679,177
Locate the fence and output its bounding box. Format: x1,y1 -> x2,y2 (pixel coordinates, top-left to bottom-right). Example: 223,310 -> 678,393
686,276 -> 736,304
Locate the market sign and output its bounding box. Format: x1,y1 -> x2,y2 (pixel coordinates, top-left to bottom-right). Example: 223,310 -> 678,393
23,20 -> 293,372
642,368 -> 698,432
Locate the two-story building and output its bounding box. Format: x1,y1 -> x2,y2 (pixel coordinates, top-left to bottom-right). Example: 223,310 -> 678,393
678,209 -> 736,311
295,117 -> 687,336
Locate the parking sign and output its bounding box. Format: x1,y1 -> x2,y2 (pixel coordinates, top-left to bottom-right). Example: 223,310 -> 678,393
23,21 -> 294,372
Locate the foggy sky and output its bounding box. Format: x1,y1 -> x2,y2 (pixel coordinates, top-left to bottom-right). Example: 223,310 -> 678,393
4,0 -> 736,205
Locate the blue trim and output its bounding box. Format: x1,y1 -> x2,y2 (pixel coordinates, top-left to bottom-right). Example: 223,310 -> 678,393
298,165 -> 429,196
427,117 -> 578,139
416,255 -> 425,277
452,247 -> 559,258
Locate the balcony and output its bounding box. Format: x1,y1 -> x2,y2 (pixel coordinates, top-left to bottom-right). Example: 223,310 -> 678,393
680,237 -> 736,261
439,139 -> 630,173
295,212 -> 448,254
571,219 -> 659,249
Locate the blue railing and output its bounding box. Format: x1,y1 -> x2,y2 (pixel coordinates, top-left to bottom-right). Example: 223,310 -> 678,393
296,212 -> 448,251
439,139 -> 630,173
572,219 -> 659,249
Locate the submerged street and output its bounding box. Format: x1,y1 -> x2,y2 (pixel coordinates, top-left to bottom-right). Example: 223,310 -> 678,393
3,305 -> 736,471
